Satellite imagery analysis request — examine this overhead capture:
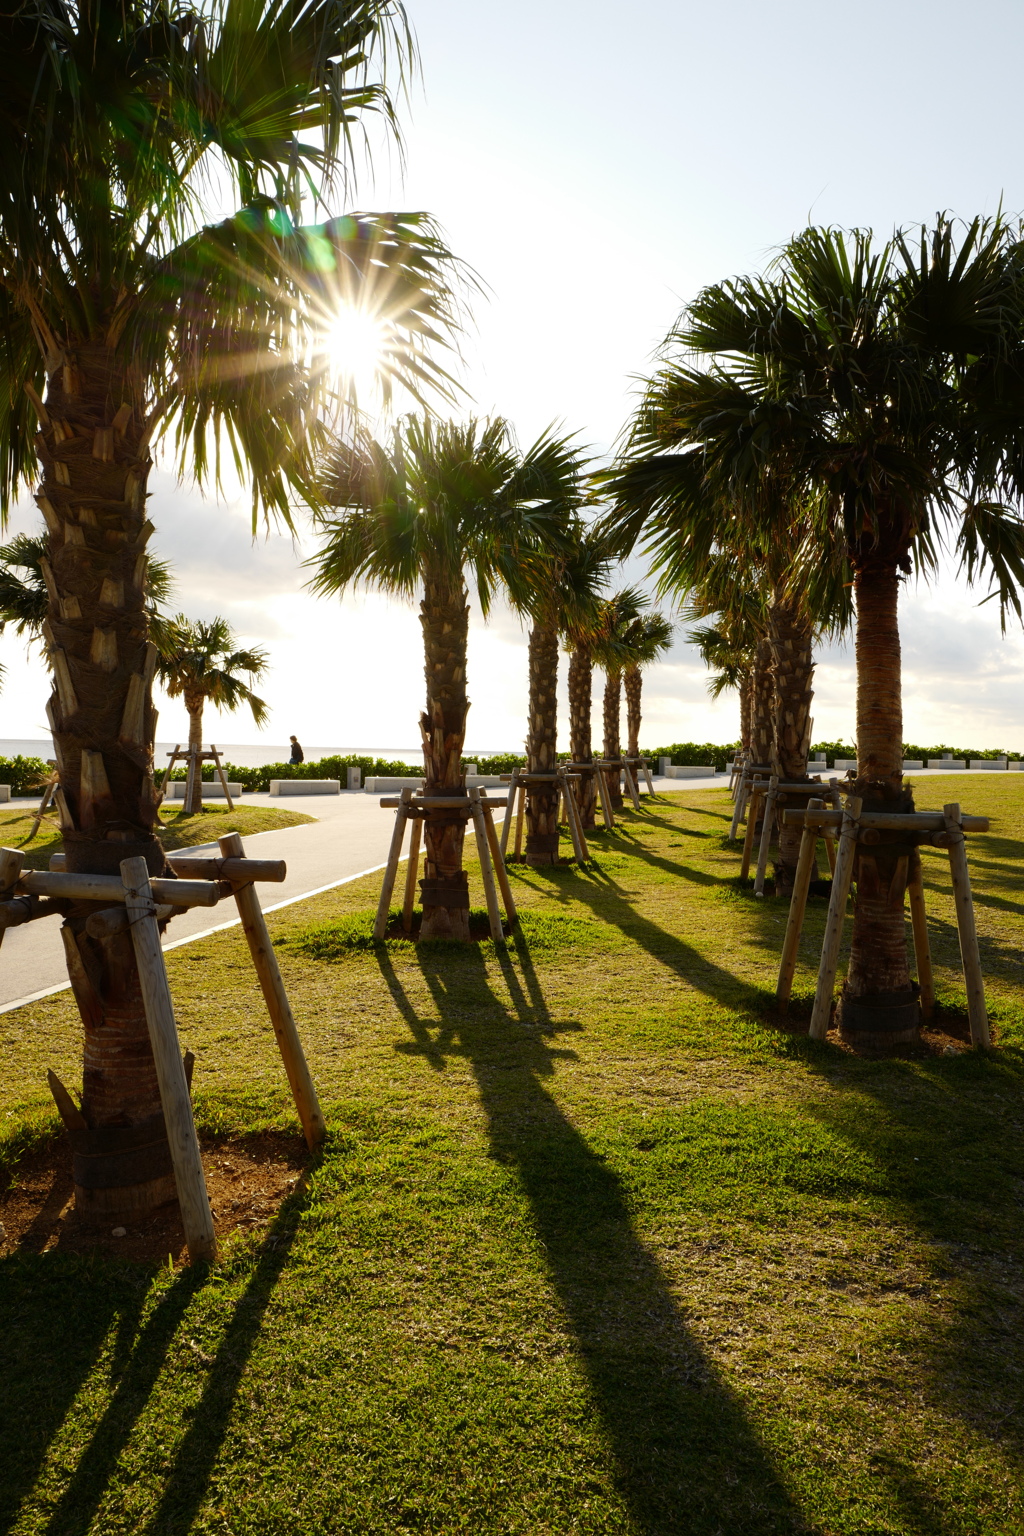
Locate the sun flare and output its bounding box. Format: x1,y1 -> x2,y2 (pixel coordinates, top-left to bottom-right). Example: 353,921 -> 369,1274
319,307 -> 387,399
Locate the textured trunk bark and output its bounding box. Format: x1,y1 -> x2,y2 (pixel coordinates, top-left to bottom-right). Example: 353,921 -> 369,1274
739,671 -> 753,754
624,665 -> 642,759
768,596 -> 816,891
35,339 -> 173,1217
568,645 -> 597,831
602,669 -> 623,811
184,694 -> 205,815
750,638 -> 774,767
418,559 -> 470,940
841,560 -> 917,1043
526,622 -> 560,866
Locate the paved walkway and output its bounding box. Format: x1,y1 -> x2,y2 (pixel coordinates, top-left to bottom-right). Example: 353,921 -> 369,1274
0,778 -> 703,1011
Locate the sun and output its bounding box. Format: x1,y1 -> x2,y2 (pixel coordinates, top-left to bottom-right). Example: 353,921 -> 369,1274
319,307 -> 387,400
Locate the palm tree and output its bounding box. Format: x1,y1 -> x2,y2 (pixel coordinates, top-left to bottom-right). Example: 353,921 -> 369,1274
598,590 -> 647,811
310,416 -> 580,937
523,525 -> 610,865
622,611 -> 673,758
610,217 -> 1024,1037
0,531 -> 173,649
156,617 -> 269,813
0,0 -> 461,1210
561,581 -> 638,833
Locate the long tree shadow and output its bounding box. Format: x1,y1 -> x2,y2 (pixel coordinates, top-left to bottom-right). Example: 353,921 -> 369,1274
378,939 -> 809,1534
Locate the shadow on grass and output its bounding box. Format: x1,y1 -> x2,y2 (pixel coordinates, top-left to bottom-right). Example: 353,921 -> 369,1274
378,939 -> 807,1535
0,1178 -> 312,1536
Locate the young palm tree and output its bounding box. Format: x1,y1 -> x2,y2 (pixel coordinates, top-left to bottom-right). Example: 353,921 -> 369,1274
622,611 -> 673,758
156,617 -> 269,813
0,0 -> 460,1212
687,621 -> 755,751
311,416 -> 580,936
523,525 -> 610,865
609,216 -> 1024,1036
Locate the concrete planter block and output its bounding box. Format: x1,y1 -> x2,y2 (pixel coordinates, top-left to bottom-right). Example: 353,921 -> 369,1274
169,780 -> 242,799
928,760 -> 966,770
666,764 -> 716,778
833,760 -> 858,772
0,785 -> 10,803
970,759 -> 1006,770
365,776 -> 425,793
347,766 -> 362,790
1008,761 -> 1024,771
658,757 -> 671,777
902,761 -> 924,770
269,779 -> 340,795
463,763 -> 478,776
467,775 -> 504,788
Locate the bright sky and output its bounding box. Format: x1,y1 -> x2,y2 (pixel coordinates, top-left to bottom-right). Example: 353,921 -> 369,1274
5,0 -> 1024,752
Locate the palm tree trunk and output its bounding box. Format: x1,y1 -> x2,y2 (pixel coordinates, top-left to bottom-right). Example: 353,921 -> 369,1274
841,561 -> 917,1043
602,669 -> 623,811
768,596 -> 816,891
624,664 -> 642,759
750,637 -> 774,766
568,645 -> 597,831
739,670 -> 753,753
418,558 -> 471,940
526,621 -> 560,866
184,694 -> 205,815
37,340 -> 173,1218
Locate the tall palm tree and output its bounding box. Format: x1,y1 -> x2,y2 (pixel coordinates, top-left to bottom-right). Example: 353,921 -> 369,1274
610,216 -> 1024,1037
310,416 -> 580,936
561,583 -> 642,831
687,620 -> 755,751
156,616 -> 269,813
0,531 -> 173,649
523,524 -> 610,865
622,611 -> 673,759
598,589 -> 647,811
0,0 -> 461,1211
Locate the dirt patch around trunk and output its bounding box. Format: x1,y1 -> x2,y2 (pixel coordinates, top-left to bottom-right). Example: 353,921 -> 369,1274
0,1130 -> 307,1266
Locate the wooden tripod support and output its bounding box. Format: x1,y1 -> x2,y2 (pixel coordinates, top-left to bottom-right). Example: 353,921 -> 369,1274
3,841 -> 323,1265
774,800 -> 991,1048
751,776 -> 829,894
498,766 -> 592,865
163,742 -> 235,810
374,788 -> 515,943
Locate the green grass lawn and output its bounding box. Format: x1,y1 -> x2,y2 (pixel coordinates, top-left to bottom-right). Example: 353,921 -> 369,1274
0,801 -> 315,870
3,776 -> 1024,1534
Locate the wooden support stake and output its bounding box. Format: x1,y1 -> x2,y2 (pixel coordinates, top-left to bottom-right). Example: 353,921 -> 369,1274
210,744 -> 234,811
729,769 -> 748,841
776,799 -> 823,1012
27,775 -> 57,841
943,803 -> 990,1048
374,787 -> 413,940
808,797 -> 862,1040
623,763 -> 642,810
469,787 -> 504,942
754,775 -> 779,896
596,768 -> 615,830
499,766 -> 520,858
740,781 -> 764,880
219,833 -> 326,1148
0,848 -> 22,953
480,800 -> 518,923
402,817 -> 422,932
641,760 -> 655,795
559,768 -> 589,864
514,784 -> 526,858
907,853 -> 935,1024
120,856 -> 216,1264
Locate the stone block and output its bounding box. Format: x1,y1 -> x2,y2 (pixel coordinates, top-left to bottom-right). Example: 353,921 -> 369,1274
658,756 -> 671,777
970,759 -> 1006,770
665,764 -> 716,778
365,777 -> 425,792
1009,761 -> 1023,771
168,780 -> 242,799
928,759 -> 966,770
902,760 -> 924,770
347,766 -> 362,790
0,785 -> 10,803
269,779 -> 341,795
833,759 -> 858,772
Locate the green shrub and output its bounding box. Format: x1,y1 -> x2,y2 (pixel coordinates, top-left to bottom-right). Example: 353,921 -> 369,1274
0,754 -> 53,795
163,753 -> 422,792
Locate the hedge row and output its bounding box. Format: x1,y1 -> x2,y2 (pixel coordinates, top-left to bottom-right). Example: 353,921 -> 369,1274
0,755 -> 52,795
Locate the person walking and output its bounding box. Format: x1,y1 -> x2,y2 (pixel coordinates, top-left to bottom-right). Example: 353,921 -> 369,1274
289,735 -> 304,765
